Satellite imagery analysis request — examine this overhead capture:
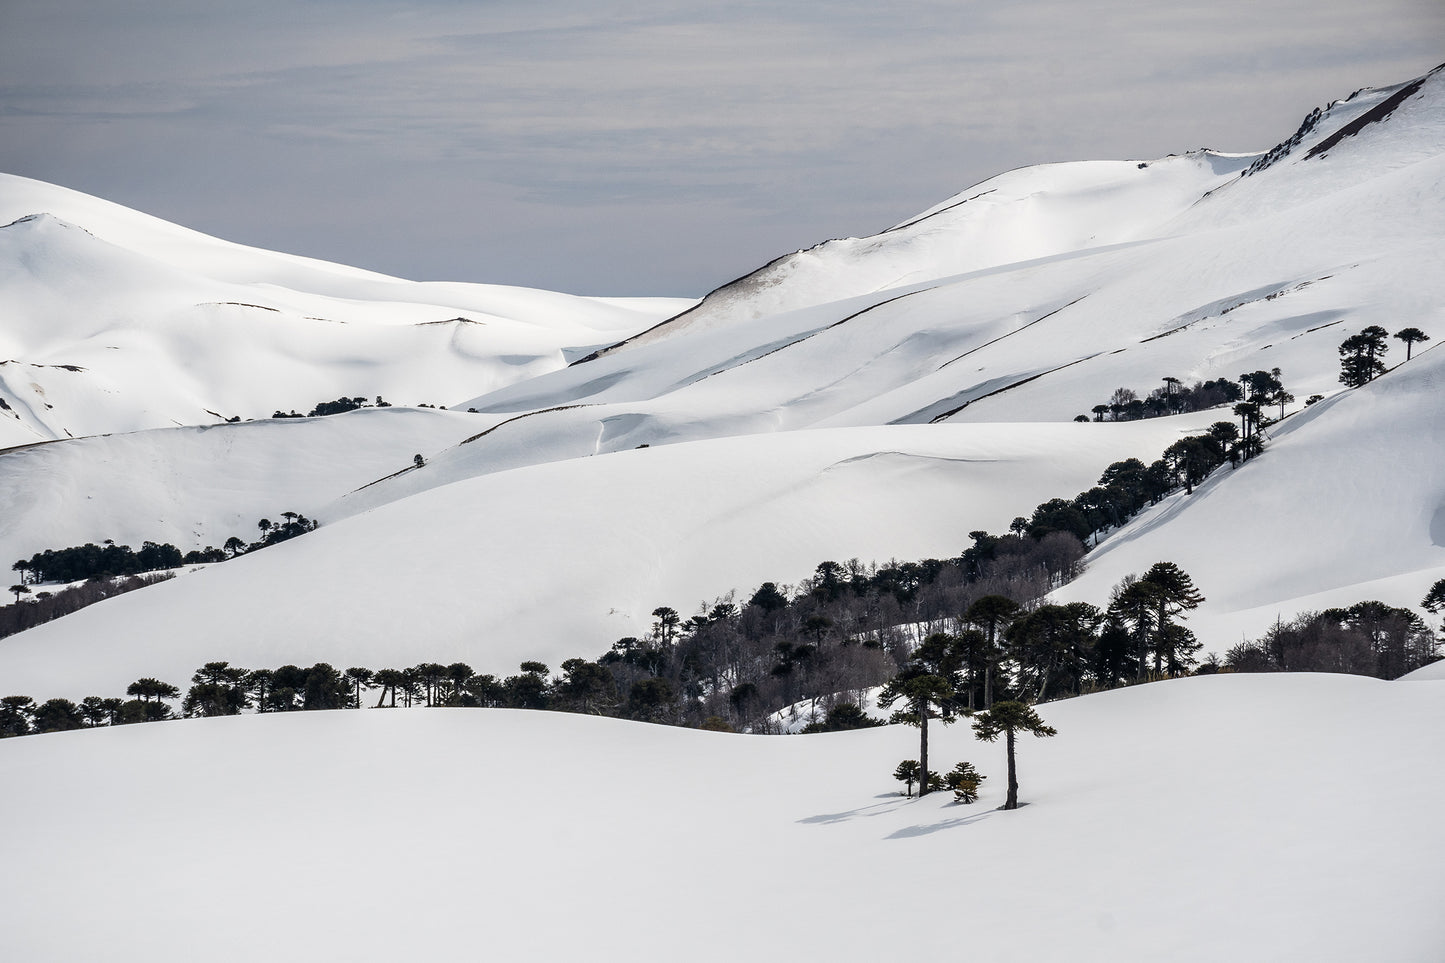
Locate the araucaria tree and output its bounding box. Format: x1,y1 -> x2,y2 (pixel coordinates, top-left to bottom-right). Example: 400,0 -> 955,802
894,759 -> 921,798
1339,325 -> 1390,386
965,596 -> 1020,708
1139,562 -> 1205,676
1109,563 -> 1204,679
878,635 -> 959,797
1394,327 -> 1429,361
971,701 -> 1057,810
1422,579 -> 1445,632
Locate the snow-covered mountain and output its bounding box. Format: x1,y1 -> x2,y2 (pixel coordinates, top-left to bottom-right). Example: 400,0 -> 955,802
0,174 -> 692,448
1,64 -> 1443,696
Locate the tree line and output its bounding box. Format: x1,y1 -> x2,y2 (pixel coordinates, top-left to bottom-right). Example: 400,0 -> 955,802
3,568 -> 1439,742
0,573 -> 174,639
0,421 -> 1279,738
6,391 -> 1439,745
1079,375 -> 1247,423
11,512 -> 317,587
1217,597 -> 1441,679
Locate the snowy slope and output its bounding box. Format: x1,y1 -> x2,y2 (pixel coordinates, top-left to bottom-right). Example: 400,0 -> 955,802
1055,339 -> 1445,644
0,417 -> 1219,699
0,406 -> 481,566
0,174 -> 691,447
2,673 -> 1442,961
428,68 -> 1443,478
593,151 -> 1253,353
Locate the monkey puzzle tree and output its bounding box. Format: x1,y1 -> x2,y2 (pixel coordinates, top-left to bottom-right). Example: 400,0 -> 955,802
1339,326 -> 1390,386
32,698 -> 84,734
183,662 -> 250,717
893,759 -> 921,798
1421,579 -> 1445,635
878,667 -> 956,797
965,595 -> 1021,708
1394,327 -> 1429,361
971,700 -> 1057,810
0,695 -> 36,737
945,761 -> 987,803
1139,562 -> 1205,675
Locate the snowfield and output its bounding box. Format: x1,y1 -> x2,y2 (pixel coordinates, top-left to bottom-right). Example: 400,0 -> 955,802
1,672 -> 1442,961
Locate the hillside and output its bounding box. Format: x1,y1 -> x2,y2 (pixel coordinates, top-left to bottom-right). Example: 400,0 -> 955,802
0,415 -> 1219,698
2,673 -> 1442,960
0,174 -> 691,448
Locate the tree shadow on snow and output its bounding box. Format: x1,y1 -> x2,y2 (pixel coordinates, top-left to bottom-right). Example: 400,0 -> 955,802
885,809 -> 993,839
797,797 -> 910,825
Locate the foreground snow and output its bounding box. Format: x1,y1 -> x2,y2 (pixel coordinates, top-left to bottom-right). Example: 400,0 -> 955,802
1,673 -> 1441,960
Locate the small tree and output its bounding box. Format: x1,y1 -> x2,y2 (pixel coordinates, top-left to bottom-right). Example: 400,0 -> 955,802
945,761 -> 987,803
971,701 -> 1057,810
1394,327 -> 1429,361
893,759 -> 920,797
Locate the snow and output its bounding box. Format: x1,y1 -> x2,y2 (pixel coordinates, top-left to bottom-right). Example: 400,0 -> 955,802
0,406 -> 481,566
0,173 -> 691,447
1,672 -> 1442,960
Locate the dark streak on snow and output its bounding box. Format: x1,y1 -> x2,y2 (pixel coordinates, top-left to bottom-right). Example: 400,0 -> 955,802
883,189 -> 998,234
212,302 -> 280,312
936,296 -> 1088,372
921,354 -> 1100,425
1304,74 -> 1430,160
458,403 -> 593,445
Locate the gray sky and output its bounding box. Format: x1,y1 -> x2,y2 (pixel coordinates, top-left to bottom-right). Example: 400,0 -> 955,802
1,1 -> 1440,296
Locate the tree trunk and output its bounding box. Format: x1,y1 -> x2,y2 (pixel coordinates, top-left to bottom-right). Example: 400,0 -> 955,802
1154,600 -> 1165,675
1005,728 -> 1018,810
918,702 -> 930,797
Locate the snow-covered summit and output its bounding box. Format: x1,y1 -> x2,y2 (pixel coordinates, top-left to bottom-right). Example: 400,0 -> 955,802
0,173 -> 691,447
